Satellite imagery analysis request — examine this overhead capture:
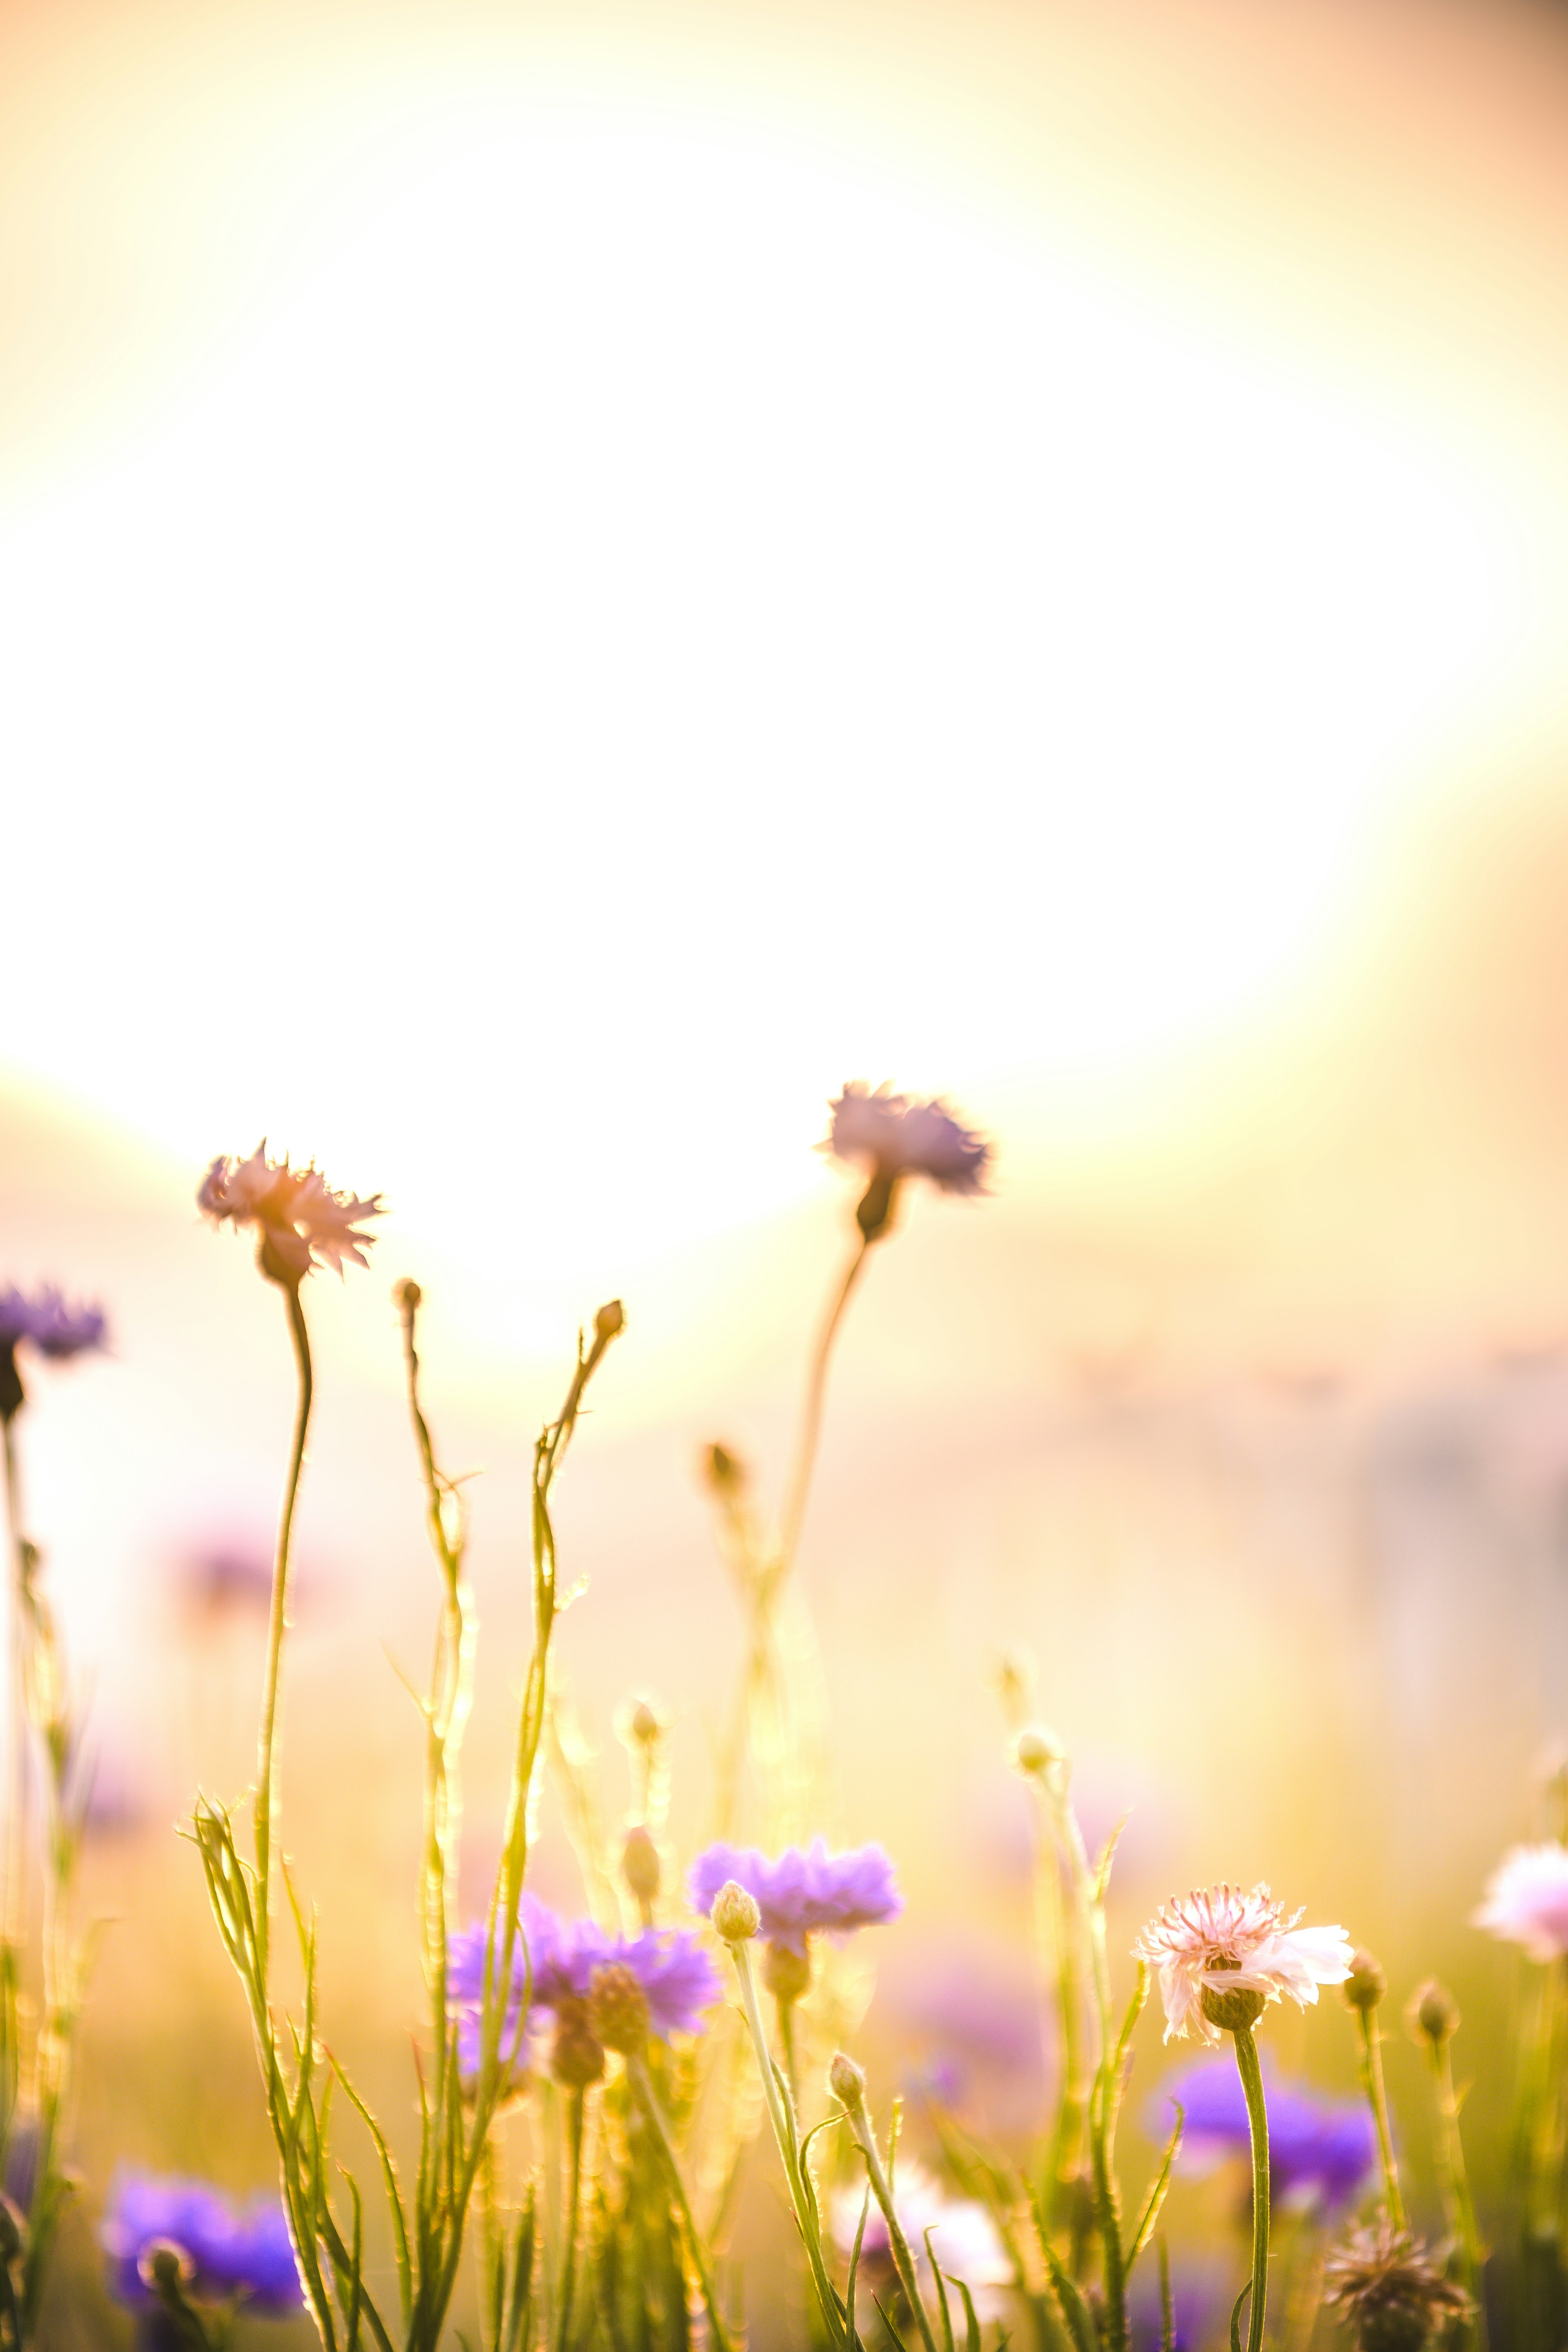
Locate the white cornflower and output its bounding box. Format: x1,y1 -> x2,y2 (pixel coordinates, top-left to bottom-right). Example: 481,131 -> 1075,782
831,2160 -> 1011,2319
1472,1844 -> 1568,1961
198,1144 -> 381,1284
1133,1883 -> 1354,2047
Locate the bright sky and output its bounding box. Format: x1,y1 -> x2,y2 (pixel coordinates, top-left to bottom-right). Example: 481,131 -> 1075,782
5,5 -> 1568,1277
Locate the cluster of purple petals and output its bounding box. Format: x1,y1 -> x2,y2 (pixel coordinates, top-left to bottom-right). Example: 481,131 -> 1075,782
688,1841 -> 902,1957
1154,2059 -> 1376,2210
102,2174 -> 302,2312
448,1895 -> 720,2074
826,1086 -> 990,1197
0,1286 -> 107,1360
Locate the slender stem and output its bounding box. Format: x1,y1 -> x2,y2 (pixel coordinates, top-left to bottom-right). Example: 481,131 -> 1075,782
777,1237 -> 869,1571
778,1998 -> 800,2110
838,2077 -> 940,2352
1428,2038 -> 1488,2352
554,2089 -> 585,2352
1355,2008 -> 1406,2230
254,1280 -> 313,1997
729,1941 -> 845,2341
628,2055 -> 735,2352
1231,2024 -> 1270,2352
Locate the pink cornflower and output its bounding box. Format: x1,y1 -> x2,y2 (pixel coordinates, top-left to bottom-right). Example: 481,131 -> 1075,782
198,1144 -> 381,1285
1134,1883 -> 1354,2047
826,1084 -> 989,1197
1472,1844 -> 1568,1961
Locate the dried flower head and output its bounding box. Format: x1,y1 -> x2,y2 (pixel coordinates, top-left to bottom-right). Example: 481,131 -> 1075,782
198,1143 -> 381,1286
1324,2218 -> 1469,2352
690,1840 -> 902,1957
825,1083 -> 990,1240
1133,1884 -> 1354,2046
102,2174 -> 303,2312
1472,1843 -> 1568,1961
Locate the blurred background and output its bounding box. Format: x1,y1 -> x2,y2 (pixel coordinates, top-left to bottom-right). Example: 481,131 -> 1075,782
7,0 -> 1568,2334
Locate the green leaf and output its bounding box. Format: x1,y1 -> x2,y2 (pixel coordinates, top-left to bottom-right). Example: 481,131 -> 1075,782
1229,2283 -> 1251,2352
1126,2104 -> 1183,2270
947,2276 -> 983,2352
846,2185 -> 871,2352
1029,2199 -> 1100,2352
1092,1815 -> 1134,1906
927,2231 -> 956,2352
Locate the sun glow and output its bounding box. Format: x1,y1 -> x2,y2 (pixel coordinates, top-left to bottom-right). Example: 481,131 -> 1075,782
0,116 -> 1527,1270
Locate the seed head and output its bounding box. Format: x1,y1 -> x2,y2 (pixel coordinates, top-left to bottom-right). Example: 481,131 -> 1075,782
710,1879 -> 761,1944
1324,2218 -> 1470,2352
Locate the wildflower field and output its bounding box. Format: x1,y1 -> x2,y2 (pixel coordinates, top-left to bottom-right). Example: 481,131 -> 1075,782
3,1078 -> 1567,2352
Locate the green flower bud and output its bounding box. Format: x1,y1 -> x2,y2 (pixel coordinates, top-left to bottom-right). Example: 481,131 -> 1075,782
711,1879 -> 760,1944
829,2051 -> 867,2106
588,1961 -> 650,2055
762,1941 -> 812,2006
1013,1725 -> 1067,1780
594,1300 -> 625,1343
621,1825 -> 661,1908
1406,1978 -> 1459,2048
550,1996 -> 607,2089
1343,1950 -> 1387,2013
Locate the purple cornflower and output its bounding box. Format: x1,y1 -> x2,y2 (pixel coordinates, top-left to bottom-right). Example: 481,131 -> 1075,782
826,1085 -> 990,1197
102,2173 -> 303,2312
0,1286 -> 107,1360
689,1840 -> 902,1958
1153,2058 -> 1376,2212
198,1143 -> 381,1285
447,1896 -> 719,2076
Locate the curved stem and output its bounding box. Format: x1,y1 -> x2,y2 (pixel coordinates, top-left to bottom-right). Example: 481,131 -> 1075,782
838,2076 -> 940,2352
729,1941 -> 844,2341
255,1281 -> 313,1998
1231,2024 -> 1270,2352
1355,2007 -> 1406,2230
554,2088 -> 585,2352
777,1238 -> 870,1571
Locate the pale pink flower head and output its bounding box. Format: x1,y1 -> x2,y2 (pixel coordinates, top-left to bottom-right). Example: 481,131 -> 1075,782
1472,1843 -> 1568,1962
1133,1882 -> 1354,2047
198,1144 -> 382,1286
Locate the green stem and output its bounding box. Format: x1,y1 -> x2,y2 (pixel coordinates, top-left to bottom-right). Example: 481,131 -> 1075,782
838,2076 -> 940,2352
1231,2024 -> 1270,2352
778,1997 -> 800,2110
1428,2038 -> 1488,2352
255,1280 -> 313,1998
1,1421 -> 25,1963
1355,2008 -> 1406,2230
777,1237 -> 869,1571
730,1940 -> 845,2342
554,2088 -> 585,2352
628,2055 -> 735,2352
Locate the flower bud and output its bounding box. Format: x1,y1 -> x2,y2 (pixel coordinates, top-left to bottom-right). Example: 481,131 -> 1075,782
550,1997 -> 607,2089
711,1879 -> 760,1944
829,2051 -> 866,2106
703,1442 -> 747,1497
139,2241 -> 196,2297
1343,1950 -> 1386,2014
394,1278 -> 423,1314
1013,1725 -> 1066,1780
762,1941 -> 812,2007
588,1962 -> 650,2055
621,1825 -> 661,1908
628,1699 -> 662,1747
594,1300 -> 625,1343
1406,1978 -> 1460,2049
855,1170 -> 899,1245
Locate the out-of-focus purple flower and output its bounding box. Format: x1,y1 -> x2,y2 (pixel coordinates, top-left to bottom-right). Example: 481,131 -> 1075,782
689,1841 -> 902,1957
1152,2058 -> 1376,2212
826,1085 -> 990,1199
198,1144 -> 381,1284
102,2174 -> 303,2312
1474,1844 -> 1568,1960
0,1286 -> 108,1360
447,1897 -> 719,2076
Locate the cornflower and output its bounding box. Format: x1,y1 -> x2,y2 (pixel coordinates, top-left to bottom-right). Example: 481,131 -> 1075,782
0,1285 -> 107,1423
1134,1884 -> 1354,2049
197,1143 -> 381,1288
1134,1885 -> 1352,2352
831,2158 -> 1011,2320
102,2174 -> 303,2312
447,1898 -> 719,2077
825,1083 -> 990,1244
1154,2058 -> 1376,2211
1472,1844 -> 1568,1959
